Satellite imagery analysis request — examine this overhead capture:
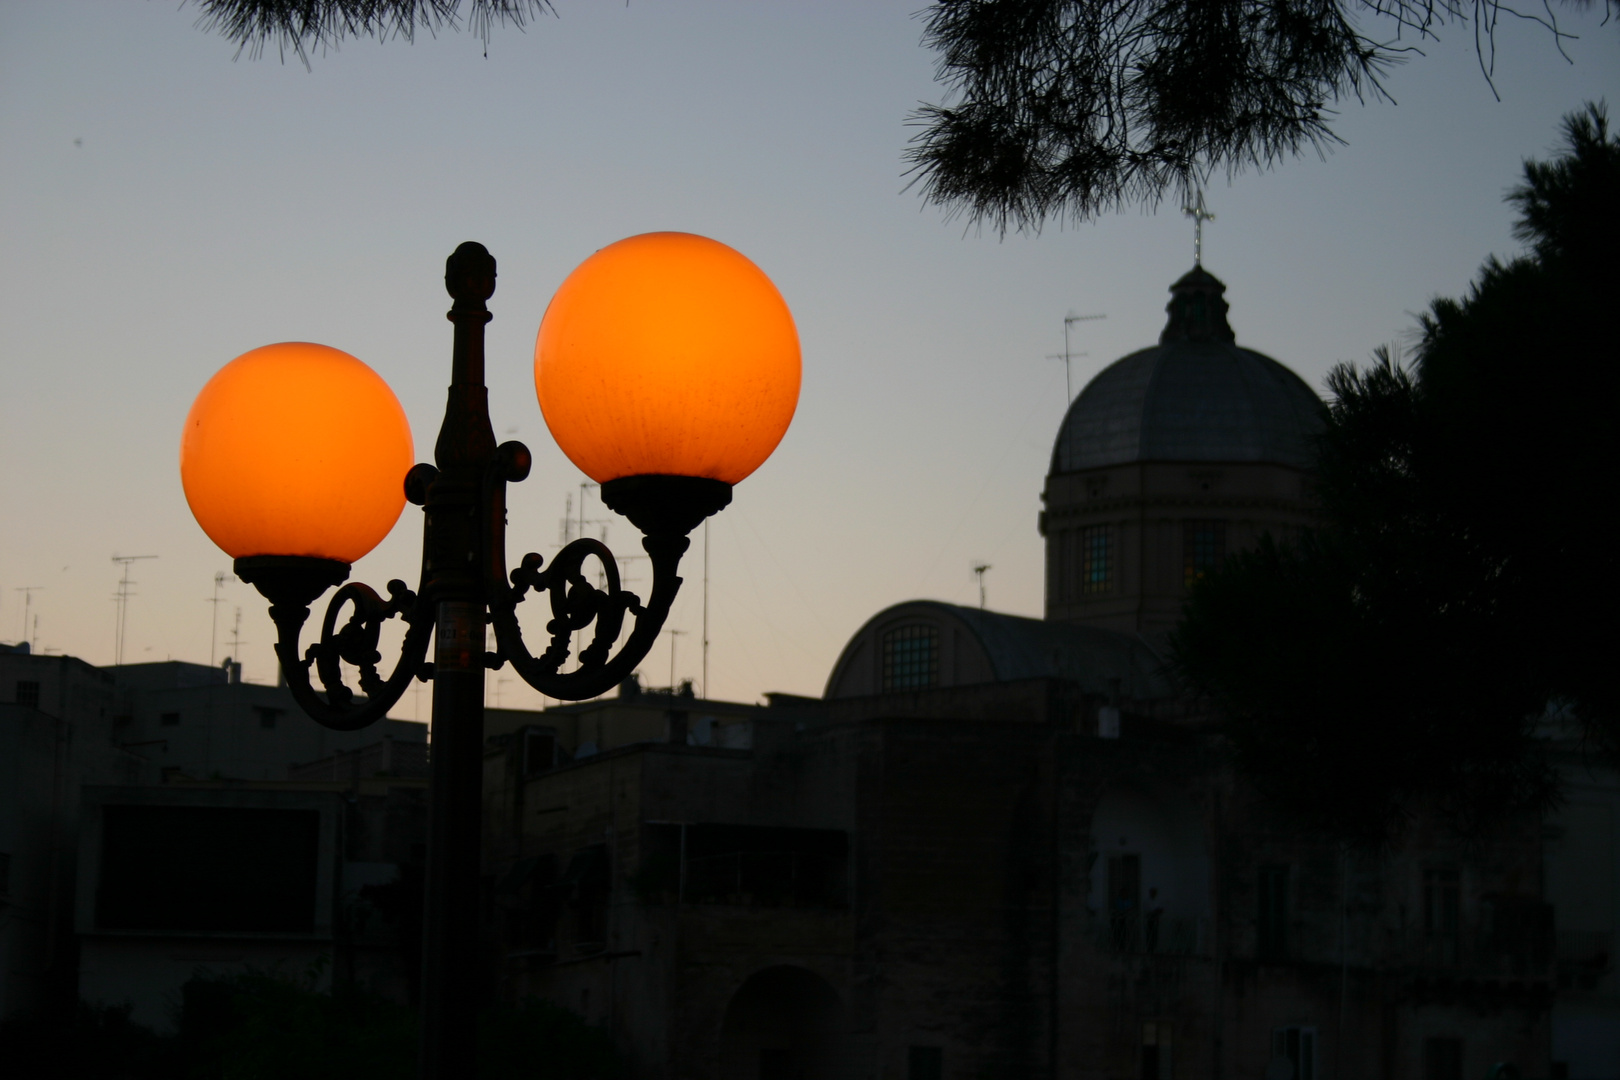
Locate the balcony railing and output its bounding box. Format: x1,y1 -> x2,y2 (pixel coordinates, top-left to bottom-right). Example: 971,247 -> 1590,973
1093,913 -> 1208,957
681,850 -> 845,909
1383,922 -> 1552,978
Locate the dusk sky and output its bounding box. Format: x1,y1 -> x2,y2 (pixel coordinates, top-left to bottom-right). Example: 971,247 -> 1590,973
2,2 -> 1615,716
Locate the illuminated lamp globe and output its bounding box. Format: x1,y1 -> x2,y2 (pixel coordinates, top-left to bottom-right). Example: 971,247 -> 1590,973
180,342 -> 414,564
535,232 -> 800,486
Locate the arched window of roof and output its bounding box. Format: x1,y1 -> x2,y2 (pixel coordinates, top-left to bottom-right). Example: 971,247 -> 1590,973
881,625 -> 938,691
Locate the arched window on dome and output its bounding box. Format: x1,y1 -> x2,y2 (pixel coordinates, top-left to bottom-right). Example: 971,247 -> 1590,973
1080,525 -> 1113,596
1183,520 -> 1227,588
881,625 -> 938,691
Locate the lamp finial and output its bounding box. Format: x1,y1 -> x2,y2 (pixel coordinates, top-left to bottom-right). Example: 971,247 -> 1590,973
445,241 -> 496,308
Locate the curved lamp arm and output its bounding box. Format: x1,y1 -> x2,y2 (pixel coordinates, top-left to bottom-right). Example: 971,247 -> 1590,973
236,555 -> 433,731
486,469 -> 731,701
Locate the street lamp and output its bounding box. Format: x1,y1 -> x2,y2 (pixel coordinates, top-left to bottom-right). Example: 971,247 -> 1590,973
179,234 -> 799,1078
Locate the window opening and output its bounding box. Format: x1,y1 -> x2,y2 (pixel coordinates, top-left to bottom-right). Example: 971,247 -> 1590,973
908,1046 -> 943,1080
1109,853 -> 1141,952
522,727 -> 557,776
1183,520 -> 1227,586
1258,865 -> 1289,960
1424,867 -> 1460,935
1141,1022 -> 1172,1079
641,823 -> 847,909
160,711 -> 180,727
1081,526 -> 1112,594
1271,1026 -> 1317,1080
253,706 -> 283,729
564,844 -> 611,955
95,805 -> 320,932
759,1048 -> 798,1080
1424,866 -> 1461,966
882,625 -> 938,691
1423,1037 -> 1462,1080
15,681 -> 40,709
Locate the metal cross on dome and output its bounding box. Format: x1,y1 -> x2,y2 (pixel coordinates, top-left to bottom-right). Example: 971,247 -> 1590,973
1183,188 -> 1215,266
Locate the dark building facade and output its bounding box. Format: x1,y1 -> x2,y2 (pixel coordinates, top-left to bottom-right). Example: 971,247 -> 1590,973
479,268 -> 1589,1078
1,651 -> 429,1025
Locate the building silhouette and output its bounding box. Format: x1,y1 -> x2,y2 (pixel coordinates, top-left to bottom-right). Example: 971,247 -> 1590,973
1,263 -> 1612,1076
479,266 -> 1615,1079
0,649 -> 427,1026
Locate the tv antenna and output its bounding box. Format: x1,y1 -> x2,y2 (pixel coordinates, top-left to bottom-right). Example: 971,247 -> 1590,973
612,549 -> 648,588
558,483 -> 610,547
207,571 -> 229,665
560,483 -> 614,668
111,554 -> 157,666
665,628 -> 686,692
15,586 -> 43,644
226,606 -> 245,674
972,563 -> 991,610
1047,312 -> 1106,404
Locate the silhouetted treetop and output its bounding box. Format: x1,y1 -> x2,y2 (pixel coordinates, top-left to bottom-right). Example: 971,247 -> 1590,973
905,0 -> 1614,231
1171,102 -> 1618,846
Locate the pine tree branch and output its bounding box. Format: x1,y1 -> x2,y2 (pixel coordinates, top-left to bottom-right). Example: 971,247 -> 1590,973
187,0 -> 555,64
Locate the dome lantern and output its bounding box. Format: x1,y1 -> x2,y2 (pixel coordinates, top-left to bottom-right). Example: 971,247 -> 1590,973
1161,265 -> 1236,344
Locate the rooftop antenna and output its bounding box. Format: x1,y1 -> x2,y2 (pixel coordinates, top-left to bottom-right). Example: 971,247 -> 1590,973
558,483 -> 608,547
702,519 -> 710,700
666,628 -> 686,692
1183,187 -> 1215,266
612,549 -> 649,589
227,605 -> 244,675
207,571 -> 228,666
972,563 -> 991,610
15,586 -> 43,643
1047,312 -> 1106,404
579,481 -> 596,547
111,555 -> 157,666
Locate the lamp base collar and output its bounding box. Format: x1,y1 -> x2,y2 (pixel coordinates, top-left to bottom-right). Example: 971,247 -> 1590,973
600,475 -> 732,538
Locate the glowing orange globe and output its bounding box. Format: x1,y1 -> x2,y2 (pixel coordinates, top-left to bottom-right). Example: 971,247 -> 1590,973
535,232 -> 800,485
180,342 -> 414,563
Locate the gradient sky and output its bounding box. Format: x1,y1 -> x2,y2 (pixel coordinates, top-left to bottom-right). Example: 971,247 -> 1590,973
2,2 -> 1615,717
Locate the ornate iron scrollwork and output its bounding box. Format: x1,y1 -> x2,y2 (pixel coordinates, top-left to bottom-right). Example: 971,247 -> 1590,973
236,555 -> 433,732
238,475 -> 730,726
506,539 -> 639,674
487,473 -> 731,701
312,578 -> 424,705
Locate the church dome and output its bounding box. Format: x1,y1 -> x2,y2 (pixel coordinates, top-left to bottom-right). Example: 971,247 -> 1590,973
1051,267 -> 1324,474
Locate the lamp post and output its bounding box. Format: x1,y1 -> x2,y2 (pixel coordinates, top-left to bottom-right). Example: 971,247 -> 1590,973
179,234 -> 799,1079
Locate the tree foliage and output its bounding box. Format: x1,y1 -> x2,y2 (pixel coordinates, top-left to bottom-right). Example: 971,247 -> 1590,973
1171,103 -> 1618,846
187,0 -> 553,62
906,0 -> 1614,230
0,966 -> 621,1080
